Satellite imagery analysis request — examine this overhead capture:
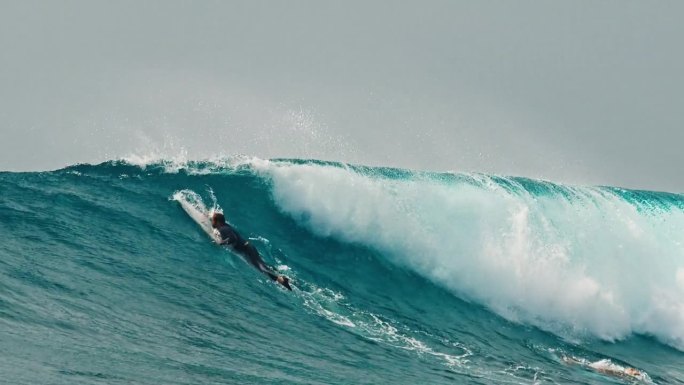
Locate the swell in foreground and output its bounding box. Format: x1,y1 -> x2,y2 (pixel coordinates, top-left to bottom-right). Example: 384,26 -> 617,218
1,157 -> 682,384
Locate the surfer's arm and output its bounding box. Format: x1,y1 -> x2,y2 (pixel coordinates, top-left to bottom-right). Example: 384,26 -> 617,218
212,229 -> 223,243
213,227 -> 238,245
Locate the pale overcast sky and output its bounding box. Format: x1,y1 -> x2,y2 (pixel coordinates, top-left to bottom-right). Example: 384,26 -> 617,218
1,1 -> 683,191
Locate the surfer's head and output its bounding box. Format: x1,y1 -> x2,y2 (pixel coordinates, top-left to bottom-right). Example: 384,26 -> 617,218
211,212 -> 226,228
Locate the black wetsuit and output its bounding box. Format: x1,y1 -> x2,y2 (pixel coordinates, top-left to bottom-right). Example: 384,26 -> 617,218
214,223 -> 279,281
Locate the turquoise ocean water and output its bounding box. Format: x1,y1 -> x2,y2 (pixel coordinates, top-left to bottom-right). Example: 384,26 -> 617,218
1,157 -> 683,384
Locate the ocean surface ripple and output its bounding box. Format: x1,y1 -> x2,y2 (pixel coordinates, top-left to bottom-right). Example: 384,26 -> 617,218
1,157 -> 682,384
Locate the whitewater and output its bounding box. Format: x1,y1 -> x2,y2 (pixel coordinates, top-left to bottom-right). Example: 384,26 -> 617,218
1,157 -> 683,384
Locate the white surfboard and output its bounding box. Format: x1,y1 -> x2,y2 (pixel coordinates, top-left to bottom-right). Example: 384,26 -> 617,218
172,189 -> 220,243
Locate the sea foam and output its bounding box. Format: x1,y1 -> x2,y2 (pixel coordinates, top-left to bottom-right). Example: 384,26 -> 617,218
252,159 -> 684,351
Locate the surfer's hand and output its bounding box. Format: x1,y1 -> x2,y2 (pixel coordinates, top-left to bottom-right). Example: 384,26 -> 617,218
277,275 -> 292,290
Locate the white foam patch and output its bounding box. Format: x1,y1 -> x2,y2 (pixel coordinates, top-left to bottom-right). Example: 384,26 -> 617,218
250,159 -> 684,351
562,356 -> 653,383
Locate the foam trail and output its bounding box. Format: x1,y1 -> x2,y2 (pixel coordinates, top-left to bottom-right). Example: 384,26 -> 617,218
250,159 -> 684,351
560,355 -> 653,383
297,283 -> 472,370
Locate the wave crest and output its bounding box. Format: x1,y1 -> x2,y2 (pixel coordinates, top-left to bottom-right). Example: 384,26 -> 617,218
250,159 -> 684,351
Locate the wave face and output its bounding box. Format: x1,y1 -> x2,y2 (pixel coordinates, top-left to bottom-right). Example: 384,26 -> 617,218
1,157 -> 683,384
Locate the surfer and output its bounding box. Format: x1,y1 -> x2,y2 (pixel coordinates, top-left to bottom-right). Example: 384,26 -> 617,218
210,212 -> 292,291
